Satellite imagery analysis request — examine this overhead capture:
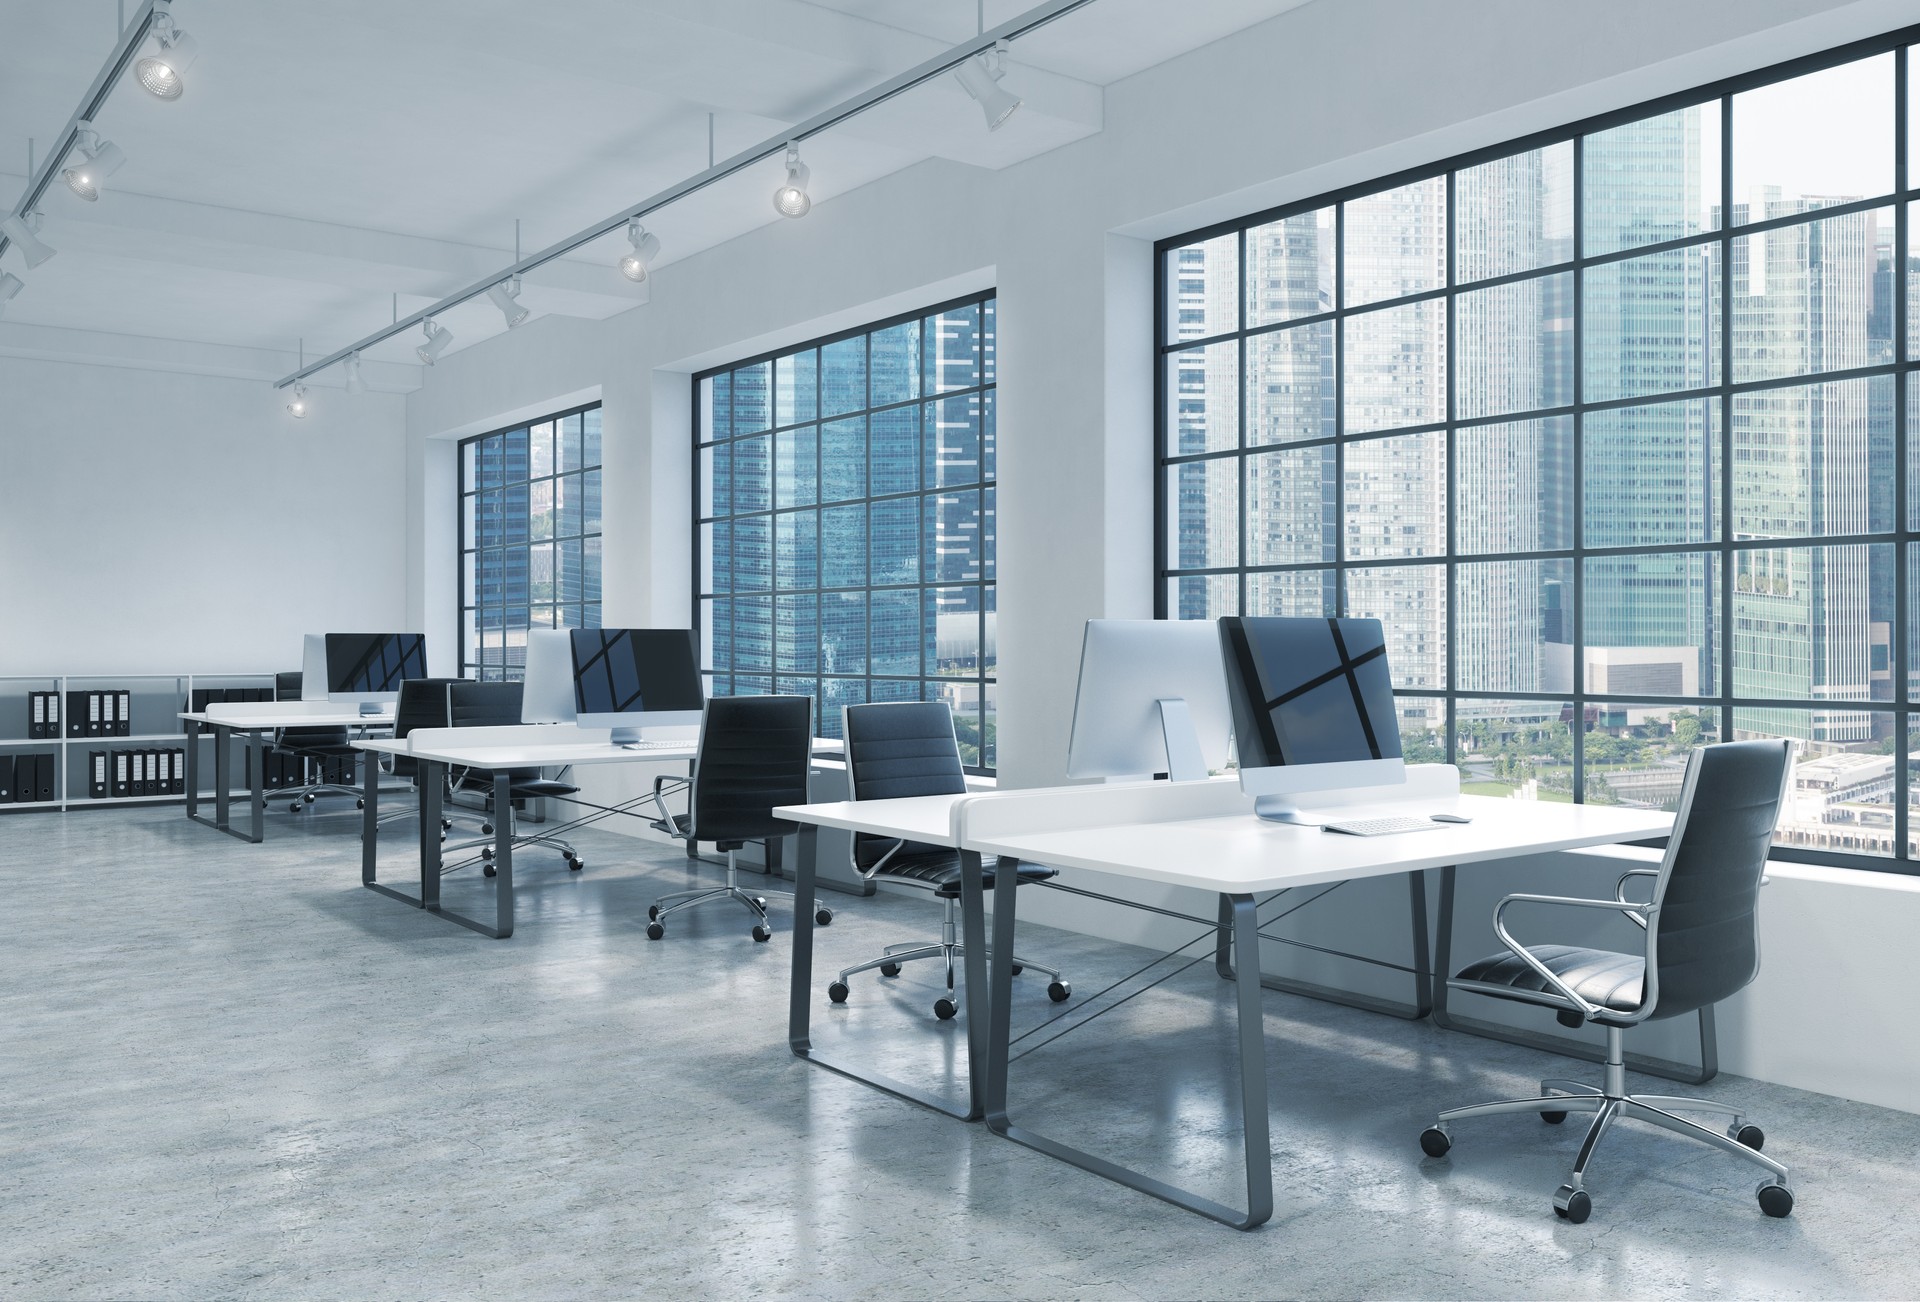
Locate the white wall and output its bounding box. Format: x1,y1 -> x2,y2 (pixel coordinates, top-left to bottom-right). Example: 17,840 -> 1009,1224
0,355 -> 409,676
396,0 -> 1920,1111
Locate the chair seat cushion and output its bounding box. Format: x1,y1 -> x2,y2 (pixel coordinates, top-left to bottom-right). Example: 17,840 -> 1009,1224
652,813 -> 693,839
876,850 -> 1056,897
459,774 -> 578,800
1452,943 -> 1645,1019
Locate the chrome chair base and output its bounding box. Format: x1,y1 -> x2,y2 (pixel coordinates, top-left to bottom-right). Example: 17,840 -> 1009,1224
828,893 -> 1070,1020
647,850 -> 814,943
1420,1026 -> 1793,1222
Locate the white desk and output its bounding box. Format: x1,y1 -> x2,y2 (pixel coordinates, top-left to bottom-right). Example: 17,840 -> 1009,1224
778,776 -> 1672,1230
356,727 -> 845,939
178,704 -> 395,843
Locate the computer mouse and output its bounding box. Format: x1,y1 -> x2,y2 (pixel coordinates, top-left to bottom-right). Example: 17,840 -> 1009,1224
1429,812 -> 1473,824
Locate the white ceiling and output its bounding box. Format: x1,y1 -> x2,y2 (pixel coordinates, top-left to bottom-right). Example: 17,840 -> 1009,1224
0,0 -> 1311,384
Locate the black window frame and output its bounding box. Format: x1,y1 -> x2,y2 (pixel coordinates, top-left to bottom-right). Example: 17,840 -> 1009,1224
1155,26 -> 1920,875
458,400 -> 604,681
694,290 -> 998,773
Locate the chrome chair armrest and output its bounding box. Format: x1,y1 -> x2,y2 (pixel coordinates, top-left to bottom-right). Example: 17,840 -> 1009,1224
1614,867 -> 1660,929
650,773 -> 691,837
855,837 -> 907,882
1491,892 -> 1662,1022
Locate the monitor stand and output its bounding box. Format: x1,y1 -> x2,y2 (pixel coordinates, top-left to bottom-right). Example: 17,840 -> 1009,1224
359,701 -> 383,717
1156,698 -> 1209,783
1253,795 -> 1315,825
609,725 -> 642,746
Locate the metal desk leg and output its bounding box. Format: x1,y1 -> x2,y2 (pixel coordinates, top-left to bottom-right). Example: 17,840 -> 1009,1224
789,825 -> 986,1120
490,770 -> 515,938
1213,872 -> 1432,1020
986,870 -> 1273,1230
360,751 -> 379,886
246,729 -> 266,843
1430,863 -> 1717,1085
213,724 -> 231,829
386,763 -> 511,939
183,721 -> 201,821
194,723 -> 263,843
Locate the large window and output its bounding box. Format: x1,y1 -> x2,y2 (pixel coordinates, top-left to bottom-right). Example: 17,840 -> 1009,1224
697,294 -> 998,770
460,404 -> 603,680
1157,33 -> 1918,870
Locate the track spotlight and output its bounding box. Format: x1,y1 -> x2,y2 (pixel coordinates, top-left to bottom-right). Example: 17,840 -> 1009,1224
0,271 -> 22,314
416,319 -> 452,365
62,126 -> 126,202
487,278 -> 529,327
0,213 -> 56,269
618,220 -> 661,283
286,384 -> 310,419
344,352 -> 366,396
954,44 -> 1021,131
134,7 -> 199,100
773,144 -> 811,218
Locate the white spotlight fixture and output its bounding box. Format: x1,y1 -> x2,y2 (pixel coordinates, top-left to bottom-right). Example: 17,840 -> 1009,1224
618,220 -> 661,283
344,352 -> 366,396
486,278 -> 529,327
0,212 -> 56,269
954,42 -> 1021,131
416,319 -> 452,365
286,383 -> 310,419
134,6 -> 200,100
62,125 -> 126,202
773,144 -> 811,218
0,271 -> 22,314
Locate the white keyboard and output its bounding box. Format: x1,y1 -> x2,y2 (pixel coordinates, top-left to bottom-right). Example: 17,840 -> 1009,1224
1322,815 -> 1443,837
618,739 -> 690,751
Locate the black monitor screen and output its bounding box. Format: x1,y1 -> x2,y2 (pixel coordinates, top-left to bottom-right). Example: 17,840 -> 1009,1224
570,629 -> 704,715
1219,617 -> 1402,768
324,634 -> 428,694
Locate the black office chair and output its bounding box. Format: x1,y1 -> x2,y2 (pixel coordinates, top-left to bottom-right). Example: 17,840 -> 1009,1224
824,700 -> 1069,1020
444,680 -> 584,875
1418,739 -> 1796,1222
645,694 -> 824,943
372,677 -> 467,834
273,670 -> 362,813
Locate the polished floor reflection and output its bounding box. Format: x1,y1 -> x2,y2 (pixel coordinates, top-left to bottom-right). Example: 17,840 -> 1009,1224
2,801 -> 1915,1300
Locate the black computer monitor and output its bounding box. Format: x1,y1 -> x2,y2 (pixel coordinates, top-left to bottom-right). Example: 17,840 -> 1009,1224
323,633 -> 428,714
1218,616 -> 1405,821
569,628 -> 704,746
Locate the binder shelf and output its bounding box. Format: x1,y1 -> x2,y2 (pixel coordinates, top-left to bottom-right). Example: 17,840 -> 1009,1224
0,673 -> 275,813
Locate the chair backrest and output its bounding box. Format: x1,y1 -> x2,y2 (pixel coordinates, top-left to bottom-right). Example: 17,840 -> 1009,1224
449,680 -> 525,729
689,695 -> 813,846
1647,738 -> 1793,1019
272,670 -> 353,747
389,678 -> 457,781
842,700 -> 966,867
275,671 -> 302,702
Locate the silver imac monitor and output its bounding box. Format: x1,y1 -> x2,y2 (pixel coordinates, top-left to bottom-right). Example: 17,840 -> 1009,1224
570,628 -> 704,747
1065,619 -> 1233,782
521,629 -> 577,724
324,633 -> 428,716
299,634 -> 328,701
1218,615 -> 1405,822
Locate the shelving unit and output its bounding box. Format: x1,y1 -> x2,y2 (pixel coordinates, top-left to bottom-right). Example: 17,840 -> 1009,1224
0,672 -> 276,814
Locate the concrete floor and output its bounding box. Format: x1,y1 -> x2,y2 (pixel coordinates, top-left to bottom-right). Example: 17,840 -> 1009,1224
2,800 -> 1917,1301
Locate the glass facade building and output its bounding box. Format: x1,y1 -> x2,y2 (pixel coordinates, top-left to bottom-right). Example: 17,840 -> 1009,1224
460,404 -> 603,680
1157,37 -> 1916,870
697,294 -> 998,770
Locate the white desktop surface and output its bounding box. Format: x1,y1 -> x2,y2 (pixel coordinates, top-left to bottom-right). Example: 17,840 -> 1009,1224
965,793 -> 1673,893
357,728 -> 842,771
773,793 -> 968,848
182,705 -> 396,728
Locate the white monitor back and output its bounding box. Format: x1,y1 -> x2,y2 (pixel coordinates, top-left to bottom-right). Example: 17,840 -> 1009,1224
1065,619 -> 1233,781
299,634 -> 328,701
522,629 -> 577,724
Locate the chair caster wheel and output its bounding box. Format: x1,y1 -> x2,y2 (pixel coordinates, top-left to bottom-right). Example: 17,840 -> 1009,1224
304,793 -> 317,803
356,799 -> 365,810
815,907 -> 833,925
441,818 -> 452,831
1419,1126 -> 1451,1158
647,905 -> 660,921
481,847 -> 493,859
1047,980 -> 1071,1002
1733,1124 -> 1765,1151
289,802 -> 302,814
1757,1180 -> 1793,1218
483,864 -> 496,878
827,981 -> 849,1003
567,855 -> 583,871
752,924 -> 772,943
1553,1185 -> 1591,1223
1541,1110 -> 1568,1124
647,921 -> 664,940
481,823 -> 494,835
933,997 -> 958,1021
754,896 -> 768,909
1010,964 -> 1024,975
879,963 -> 902,978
